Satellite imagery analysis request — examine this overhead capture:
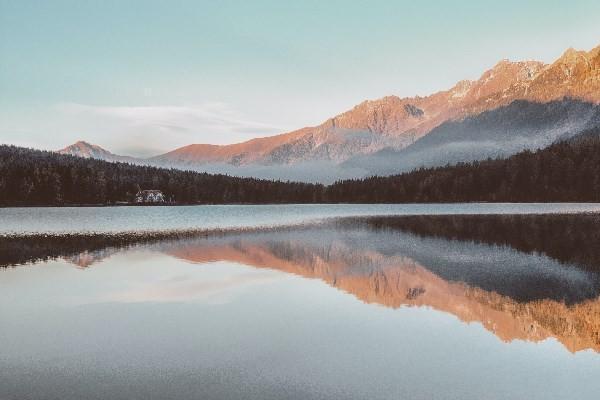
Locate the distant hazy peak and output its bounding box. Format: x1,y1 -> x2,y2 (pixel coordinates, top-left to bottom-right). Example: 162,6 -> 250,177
57,140 -> 139,164
58,140 -> 112,158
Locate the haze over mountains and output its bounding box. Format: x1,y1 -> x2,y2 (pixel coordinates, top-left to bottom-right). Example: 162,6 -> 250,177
59,43 -> 600,182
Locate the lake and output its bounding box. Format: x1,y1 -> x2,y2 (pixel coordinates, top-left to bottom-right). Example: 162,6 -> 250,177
2,204 -> 600,399
3,203 -> 600,234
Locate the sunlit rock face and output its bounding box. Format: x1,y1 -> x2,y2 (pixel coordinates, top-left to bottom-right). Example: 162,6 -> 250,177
510,46 -> 600,104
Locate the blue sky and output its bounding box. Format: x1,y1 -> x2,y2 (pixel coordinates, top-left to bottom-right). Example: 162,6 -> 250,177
1,0 -> 599,155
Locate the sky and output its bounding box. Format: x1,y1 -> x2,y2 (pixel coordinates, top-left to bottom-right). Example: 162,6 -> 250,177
1,0 -> 599,156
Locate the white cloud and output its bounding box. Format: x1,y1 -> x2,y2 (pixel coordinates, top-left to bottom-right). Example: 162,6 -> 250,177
55,102 -> 284,156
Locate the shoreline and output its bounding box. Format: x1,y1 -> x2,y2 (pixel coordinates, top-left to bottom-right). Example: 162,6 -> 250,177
3,200 -> 600,209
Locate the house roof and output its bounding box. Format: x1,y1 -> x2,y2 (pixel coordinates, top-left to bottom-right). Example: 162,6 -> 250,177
137,190 -> 163,194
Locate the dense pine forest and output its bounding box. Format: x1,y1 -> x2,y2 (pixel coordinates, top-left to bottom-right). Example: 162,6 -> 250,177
1,129 -> 600,206
0,146 -> 321,205
326,129 -> 600,203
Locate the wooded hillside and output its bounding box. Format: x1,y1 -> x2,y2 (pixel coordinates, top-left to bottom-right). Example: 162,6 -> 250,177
1,129 -> 600,206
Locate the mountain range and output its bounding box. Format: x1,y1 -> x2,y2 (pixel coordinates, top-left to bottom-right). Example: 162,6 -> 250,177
59,43 -> 600,182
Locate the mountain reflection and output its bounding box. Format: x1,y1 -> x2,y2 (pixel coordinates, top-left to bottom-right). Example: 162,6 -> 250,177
161,231 -> 600,352
3,214 -> 600,352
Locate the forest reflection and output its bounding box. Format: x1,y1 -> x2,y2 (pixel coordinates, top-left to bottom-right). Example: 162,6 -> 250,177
3,214 -> 600,352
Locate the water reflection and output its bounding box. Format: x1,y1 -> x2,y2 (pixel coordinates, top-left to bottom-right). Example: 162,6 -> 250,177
156,225 -> 600,353
3,214 -> 600,353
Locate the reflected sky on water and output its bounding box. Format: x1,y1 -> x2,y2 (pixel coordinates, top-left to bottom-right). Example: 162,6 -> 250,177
2,213 -> 600,399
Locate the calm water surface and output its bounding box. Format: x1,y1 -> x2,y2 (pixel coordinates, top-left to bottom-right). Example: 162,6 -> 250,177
2,207 -> 600,399
3,203 -> 600,234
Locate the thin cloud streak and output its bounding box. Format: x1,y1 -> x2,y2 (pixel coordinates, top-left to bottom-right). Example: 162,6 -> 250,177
55,102 -> 285,156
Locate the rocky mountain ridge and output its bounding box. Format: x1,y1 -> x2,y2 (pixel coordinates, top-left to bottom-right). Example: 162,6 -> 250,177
58,43 -> 600,177
159,43 -> 599,166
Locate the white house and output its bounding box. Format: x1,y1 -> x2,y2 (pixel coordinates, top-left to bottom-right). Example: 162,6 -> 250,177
135,190 -> 165,203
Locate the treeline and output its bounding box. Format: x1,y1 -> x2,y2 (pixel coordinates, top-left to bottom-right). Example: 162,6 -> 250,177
0,146 -> 321,206
2,130 -> 600,206
326,129 -> 600,203
352,214 -> 600,272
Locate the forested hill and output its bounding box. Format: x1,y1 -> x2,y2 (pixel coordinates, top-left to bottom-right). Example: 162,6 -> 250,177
326,128 -> 600,203
2,130 -> 600,206
0,146 -> 322,205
